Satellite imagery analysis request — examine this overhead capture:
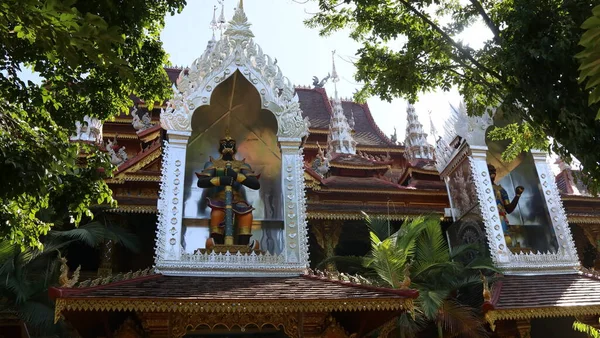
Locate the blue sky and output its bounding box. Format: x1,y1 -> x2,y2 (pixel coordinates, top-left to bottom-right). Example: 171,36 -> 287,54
160,0 -> 477,143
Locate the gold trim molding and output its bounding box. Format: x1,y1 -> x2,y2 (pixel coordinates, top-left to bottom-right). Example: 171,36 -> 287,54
569,216 -> 600,224
107,205 -> 157,214
103,133 -> 139,140
307,212 -> 437,221
329,163 -> 391,170
171,312 -> 300,338
486,305 -> 600,331
304,143 -> 404,153
55,297 -> 410,324
319,188 -> 447,196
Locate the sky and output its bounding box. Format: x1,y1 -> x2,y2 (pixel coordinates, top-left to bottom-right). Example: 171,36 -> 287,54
160,0 -> 488,143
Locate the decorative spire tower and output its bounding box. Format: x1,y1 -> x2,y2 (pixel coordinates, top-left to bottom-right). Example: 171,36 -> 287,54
217,0 -> 227,38
429,110 -> 438,142
206,5 -> 219,51
404,104 -> 434,165
327,50 -> 357,156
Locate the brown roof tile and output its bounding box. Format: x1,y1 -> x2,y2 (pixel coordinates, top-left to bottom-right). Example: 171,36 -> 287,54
296,87 -> 332,129
341,101 -> 395,147
491,273 -> 600,310
485,273 -> 600,328
295,87 -> 397,147
53,274 -> 415,301
307,202 -> 444,217
322,176 -> 405,191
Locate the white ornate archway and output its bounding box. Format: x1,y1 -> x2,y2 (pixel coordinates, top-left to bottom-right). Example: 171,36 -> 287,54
154,2 -> 310,276
436,104 -> 579,275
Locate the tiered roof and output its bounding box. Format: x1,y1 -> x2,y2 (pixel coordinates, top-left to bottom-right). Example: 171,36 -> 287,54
295,87 -> 396,148
484,270 -> 600,330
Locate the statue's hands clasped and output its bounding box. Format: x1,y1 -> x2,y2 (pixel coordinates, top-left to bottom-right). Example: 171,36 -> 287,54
225,168 -> 238,180
221,176 -> 234,186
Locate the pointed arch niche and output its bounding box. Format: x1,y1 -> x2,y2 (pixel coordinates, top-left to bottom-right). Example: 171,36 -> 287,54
154,5 -> 310,276
437,106 -> 579,275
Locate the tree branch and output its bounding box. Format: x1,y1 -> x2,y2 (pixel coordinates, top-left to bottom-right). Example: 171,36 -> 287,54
397,0 -> 506,84
469,0 -> 501,42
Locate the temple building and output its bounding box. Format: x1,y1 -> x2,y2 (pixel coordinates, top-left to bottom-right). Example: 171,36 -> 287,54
46,1 -> 600,337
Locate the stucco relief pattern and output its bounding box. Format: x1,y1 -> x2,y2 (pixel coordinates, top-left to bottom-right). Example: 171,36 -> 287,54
154,5 -> 309,276
160,4 -> 309,139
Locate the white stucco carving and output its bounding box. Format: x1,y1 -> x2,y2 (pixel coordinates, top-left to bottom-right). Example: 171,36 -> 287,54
160,1 -> 309,139
437,103 -> 580,275
155,1 -> 309,276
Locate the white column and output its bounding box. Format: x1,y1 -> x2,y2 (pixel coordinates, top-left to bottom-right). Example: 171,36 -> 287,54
279,138 -> 308,266
531,149 -> 578,260
469,146 -> 511,264
157,130 -> 191,263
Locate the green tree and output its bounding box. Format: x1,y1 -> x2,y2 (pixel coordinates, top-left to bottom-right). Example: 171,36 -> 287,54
577,5 -> 600,119
319,215 -> 497,338
307,0 -> 600,194
0,218 -> 140,336
574,319 -> 600,338
0,0 -> 186,249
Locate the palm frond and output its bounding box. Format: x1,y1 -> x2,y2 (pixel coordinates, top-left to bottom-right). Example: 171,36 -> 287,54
362,211 -> 392,240
0,241 -> 18,277
418,289 -> 449,321
437,299 -> 488,338
464,256 -> 500,273
573,320 -> 600,338
367,235 -> 407,288
47,221 -> 140,253
17,300 -> 58,335
448,243 -> 480,260
396,311 -> 427,338
412,219 -> 451,279
316,255 -> 367,270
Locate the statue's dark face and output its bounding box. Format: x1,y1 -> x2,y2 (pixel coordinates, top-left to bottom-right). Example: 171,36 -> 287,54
219,138 -> 236,159
487,164 -> 497,183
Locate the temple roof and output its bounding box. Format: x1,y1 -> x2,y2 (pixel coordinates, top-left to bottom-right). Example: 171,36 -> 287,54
484,271 -> 600,329
321,176 -> 405,191
328,153 -> 393,169
307,201 -> 445,220
295,87 -> 396,148
50,273 -> 417,319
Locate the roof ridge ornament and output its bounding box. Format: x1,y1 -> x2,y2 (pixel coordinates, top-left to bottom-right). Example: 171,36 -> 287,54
224,0 -> 254,44
327,50 -> 357,156
404,104 -> 434,165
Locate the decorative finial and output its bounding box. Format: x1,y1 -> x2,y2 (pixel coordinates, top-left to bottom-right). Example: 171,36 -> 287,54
327,49 -> 357,156
331,50 -> 340,99
210,5 -> 218,40
223,127 -> 232,141
331,51 -> 339,81
218,0 -> 226,38
429,110 -> 438,141
224,0 -> 254,42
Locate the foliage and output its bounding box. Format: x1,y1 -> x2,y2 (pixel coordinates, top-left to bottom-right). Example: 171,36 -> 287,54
319,215 -> 498,337
577,5 -> 600,119
0,219 -> 140,336
306,0 -> 600,195
0,0 -> 186,249
573,319 -> 600,338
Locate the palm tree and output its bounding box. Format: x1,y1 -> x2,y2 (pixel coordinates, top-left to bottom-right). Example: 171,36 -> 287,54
0,218 -> 140,337
319,214 -> 498,338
